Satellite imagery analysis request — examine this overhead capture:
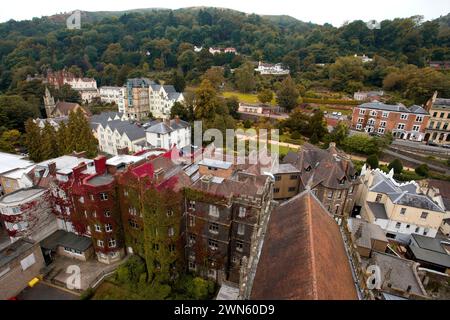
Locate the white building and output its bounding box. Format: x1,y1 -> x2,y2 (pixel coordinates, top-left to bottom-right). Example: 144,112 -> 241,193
149,84 -> 184,120
255,61 -> 290,75
145,118 -> 191,150
91,117 -> 147,155
65,77 -> 97,91
354,54 -> 373,63
354,91 -> 384,101
209,47 -> 222,55
194,46 -> 203,52
99,86 -> 126,112
356,166 -> 449,242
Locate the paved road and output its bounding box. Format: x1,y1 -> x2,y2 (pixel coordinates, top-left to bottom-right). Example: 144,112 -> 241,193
383,149 -> 450,175
17,282 -> 79,300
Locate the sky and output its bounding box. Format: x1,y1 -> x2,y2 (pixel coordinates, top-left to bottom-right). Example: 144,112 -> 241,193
1,0 -> 449,26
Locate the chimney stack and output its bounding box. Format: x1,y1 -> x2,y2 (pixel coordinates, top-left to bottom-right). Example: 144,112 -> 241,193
94,156 -> 107,175
48,162 -> 57,176
175,115 -> 180,124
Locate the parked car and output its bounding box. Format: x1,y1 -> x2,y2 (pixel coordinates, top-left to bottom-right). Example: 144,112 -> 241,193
427,141 -> 439,146
441,144 -> 450,149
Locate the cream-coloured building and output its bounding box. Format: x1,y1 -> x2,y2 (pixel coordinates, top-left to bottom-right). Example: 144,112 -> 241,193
149,84 -> 184,120
356,165 -> 449,242
424,92 -> 450,144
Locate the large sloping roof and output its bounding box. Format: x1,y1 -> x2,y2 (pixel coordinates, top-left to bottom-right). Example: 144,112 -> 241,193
41,230 -> 92,252
283,143 -> 357,190
359,102 -> 428,114
251,190 -> 358,300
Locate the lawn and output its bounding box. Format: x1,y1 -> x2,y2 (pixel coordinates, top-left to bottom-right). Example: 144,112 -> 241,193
222,91 -> 277,105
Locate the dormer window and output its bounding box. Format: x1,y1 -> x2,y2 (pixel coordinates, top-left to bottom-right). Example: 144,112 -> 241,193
305,166 -> 312,172
339,177 -> 346,185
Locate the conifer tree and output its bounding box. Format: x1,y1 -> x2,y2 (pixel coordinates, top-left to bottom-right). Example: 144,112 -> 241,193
57,121 -> 71,156
24,119 -> 43,162
40,122 -> 58,160
67,109 -> 98,158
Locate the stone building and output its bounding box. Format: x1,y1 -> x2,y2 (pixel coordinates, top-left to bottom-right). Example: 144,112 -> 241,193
424,92 -> 450,144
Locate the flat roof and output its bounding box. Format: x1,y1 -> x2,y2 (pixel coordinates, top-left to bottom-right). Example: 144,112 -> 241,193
272,163 -> 300,174
198,158 -> 233,170
0,188 -> 45,204
41,230 -> 92,252
367,201 -> 388,220
87,174 -> 114,186
0,152 -> 34,175
106,155 -> 144,167
0,238 -> 35,268
38,156 -> 94,175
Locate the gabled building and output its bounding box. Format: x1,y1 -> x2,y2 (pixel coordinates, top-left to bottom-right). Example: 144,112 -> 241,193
248,190 -> 358,300
356,166 -> 448,241
255,61 -> 290,75
124,78 -> 153,121
351,101 -> 430,140
148,84 -> 184,120
279,143 -> 359,217
43,87 -> 90,119
424,92 -> 450,144
99,86 -> 125,113
406,234 -> 450,274
145,117 -> 191,150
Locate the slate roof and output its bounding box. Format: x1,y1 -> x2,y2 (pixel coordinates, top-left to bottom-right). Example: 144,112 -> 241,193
53,101 -> 91,117
359,102 -> 428,114
127,78 -> 154,87
433,98 -> 450,108
41,230 -> 92,252
347,218 -> 388,250
427,179 -> 450,210
367,201 -> 388,220
0,152 -> 34,175
387,192 -> 444,212
282,143 -> 357,190
409,234 -> 450,269
145,119 -> 190,134
101,120 -> 146,141
251,190 -> 358,300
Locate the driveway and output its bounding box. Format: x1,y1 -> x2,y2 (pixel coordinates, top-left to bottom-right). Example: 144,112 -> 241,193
17,282 -> 79,300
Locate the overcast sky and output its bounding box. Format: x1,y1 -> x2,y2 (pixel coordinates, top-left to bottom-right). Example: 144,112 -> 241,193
1,0 -> 449,26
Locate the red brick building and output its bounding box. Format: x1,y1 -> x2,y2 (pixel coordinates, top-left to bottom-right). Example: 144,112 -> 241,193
351,102 -> 430,141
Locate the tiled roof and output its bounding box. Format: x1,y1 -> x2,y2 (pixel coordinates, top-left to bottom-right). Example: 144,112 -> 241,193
103,120 -> 146,141
283,143 -> 357,190
251,190 -> 358,300
145,119 -> 190,134
359,102 -> 428,114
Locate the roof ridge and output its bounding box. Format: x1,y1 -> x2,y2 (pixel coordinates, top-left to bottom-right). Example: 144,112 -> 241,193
306,192 -> 319,300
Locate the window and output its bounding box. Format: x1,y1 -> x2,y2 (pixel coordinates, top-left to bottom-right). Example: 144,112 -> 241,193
105,224 -> 112,233
395,222 -> 401,229
415,115 -> 423,122
420,212 -> 428,220
357,118 -> 364,123
97,240 -> 104,247
236,241 -> 244,252
153,243 -> 159,251
167,209 -> 174,217
359,109 -> 366,115
400,208 -> 406,215
108,239 -> 116,248
94,224 -> 101,232
129,207 -> 137,216
375,194 -> 382,202
189,234 -> 196,245
406,224 -> 410,229
237,224 -> 245,235
367,118 -> 375,125
349,185 -> 354,194
209,205 -> 219,217
400,114 -> 408,120
123,190 -> 129,197
209,223 -> 219,234
188,215 -> 195,227
188,262 -> 196,271
397,123 -> 405,130
370,110 -> 378,117
337,190 -> 343,199
433,112 -> 437,117
188,201 -> 195,210
382,112 -> 389,118
100,192 -> 108,201
378,128 -> 385,134
129,219 -> 139,229
288,187 -> 296,192
208,239 -> 218,251
168,227 -> 175,237
239,207 -> 246,218
327,191 -> 333,199
274,188 -> 280,193
380,121 -> 386,128
423,228 -> 429,236
335,205 -> 340,215
275,175 -> 281,181
441,112 -> 445,118
412,125 -> 420,132
79,196 -> 85,204
169,244 -> 176,252
290,175 -> 298,180
415,227 -> 420,233
356,124 -> 362,130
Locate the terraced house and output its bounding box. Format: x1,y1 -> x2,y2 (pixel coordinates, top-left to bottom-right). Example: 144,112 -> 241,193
351,101 -> 430,141
356,166 -> 449,242
424,92 -> 450,144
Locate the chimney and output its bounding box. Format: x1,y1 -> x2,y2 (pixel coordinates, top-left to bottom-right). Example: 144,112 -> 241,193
175,115 -> 180,124
48,162 -> 57,176
94,156 -> 107,175
117,147 -> 129,155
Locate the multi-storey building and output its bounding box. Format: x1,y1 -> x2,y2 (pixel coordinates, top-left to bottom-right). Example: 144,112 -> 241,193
124,78 -> 153,121
46,69 -> 99,104
184,159 -> 273,284
278,143 -> 359,218
148,84 -> 184,120
0,152 -> 34,196
356,165 -> 449,242
99,86 -> 125,112
145,117 -> 191,150
424,92 -> 450,144
351,101 -> 430,141
255,61 -> 290,75
43,87 -> 90,119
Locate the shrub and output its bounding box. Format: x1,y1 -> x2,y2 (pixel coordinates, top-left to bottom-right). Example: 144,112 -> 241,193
366,154 -> 379,169
415,164 -> 430,177
388,159 -> 403,174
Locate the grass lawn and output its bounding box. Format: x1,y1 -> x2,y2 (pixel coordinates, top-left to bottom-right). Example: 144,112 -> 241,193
92,281 -> 143,300
222,91 -> 277,106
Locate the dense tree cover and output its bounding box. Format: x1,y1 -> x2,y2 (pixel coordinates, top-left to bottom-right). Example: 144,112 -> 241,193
1,8 -> 449,97
24,109 -> 98,162
280,108 -> 327,141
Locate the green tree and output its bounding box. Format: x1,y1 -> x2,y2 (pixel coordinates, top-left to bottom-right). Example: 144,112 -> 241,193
57,121 -> 71,155
202,67 -> 225,89
234,63 -> 256,93
257,89 -> 274,104
194,79 -> 218,120
415,164 -> 430,177
328,122 -> 349,146
388,159 -> 403,174
276,76 -> 300,111
67,109 -> 98,157
170,101 -> 191,121
366,154 -> 379,169
40,122 -> 58,160
310,132 -> 319,144
0,129 -> 21,153
24,119 -> 43,162
171,70 -> 186,92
